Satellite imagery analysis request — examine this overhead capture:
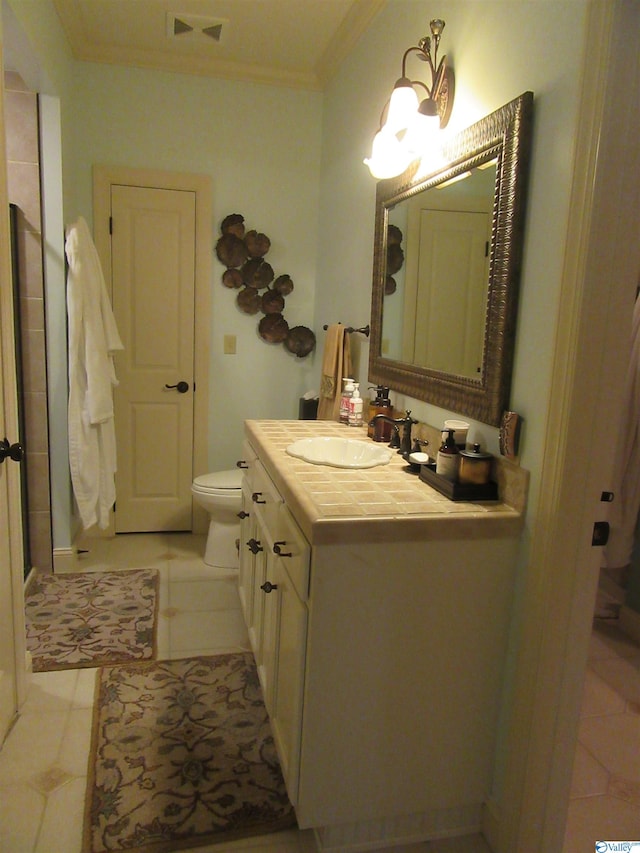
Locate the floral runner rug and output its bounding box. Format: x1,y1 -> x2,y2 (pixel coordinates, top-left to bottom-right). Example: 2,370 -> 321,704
83,653 -> 296,853
25,569 -> 158,672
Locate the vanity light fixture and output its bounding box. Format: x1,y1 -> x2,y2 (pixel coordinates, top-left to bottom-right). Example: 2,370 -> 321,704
364,18 -> 455,180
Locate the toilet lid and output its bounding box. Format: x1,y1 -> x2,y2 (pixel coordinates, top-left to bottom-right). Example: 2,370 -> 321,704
193,469 -> 243,490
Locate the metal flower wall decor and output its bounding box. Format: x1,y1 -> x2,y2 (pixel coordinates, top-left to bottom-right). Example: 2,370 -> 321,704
215,214 -> 316,358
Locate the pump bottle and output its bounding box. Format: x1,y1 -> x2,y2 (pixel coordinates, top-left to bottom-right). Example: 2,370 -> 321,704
368,385 -> 393,441
348,383 -> 363,426
436,428 -> 460,481
339,378 -> 354,424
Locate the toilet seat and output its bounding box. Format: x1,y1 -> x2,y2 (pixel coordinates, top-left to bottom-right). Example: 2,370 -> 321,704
192,469 -> 243,496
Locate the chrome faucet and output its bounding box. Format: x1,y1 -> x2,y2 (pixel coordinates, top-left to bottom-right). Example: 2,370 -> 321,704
368,410 -> 418,455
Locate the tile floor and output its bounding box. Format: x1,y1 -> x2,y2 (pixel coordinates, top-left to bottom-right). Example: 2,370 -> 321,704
562,618 -> 640,851
1,532 -> 637,852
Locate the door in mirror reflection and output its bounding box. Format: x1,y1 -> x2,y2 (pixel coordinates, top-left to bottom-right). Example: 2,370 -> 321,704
383,161 -> 495,379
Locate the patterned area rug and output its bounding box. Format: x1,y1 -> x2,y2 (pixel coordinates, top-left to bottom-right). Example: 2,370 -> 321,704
25,569 -> 158,672
84,653 -> 296,852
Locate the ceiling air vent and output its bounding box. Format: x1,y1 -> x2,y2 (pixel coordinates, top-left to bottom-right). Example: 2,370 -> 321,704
167,13 -> 227,43
202,24 -> 223,42
173,18 -> 194,36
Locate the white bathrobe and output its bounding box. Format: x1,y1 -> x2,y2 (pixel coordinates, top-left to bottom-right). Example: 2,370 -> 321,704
66,217 -> 124,530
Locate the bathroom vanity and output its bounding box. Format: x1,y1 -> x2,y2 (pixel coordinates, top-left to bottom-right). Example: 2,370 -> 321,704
238,419 -> 527,851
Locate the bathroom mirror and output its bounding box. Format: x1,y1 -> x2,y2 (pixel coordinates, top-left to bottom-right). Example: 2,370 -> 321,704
369,91 -> 533,425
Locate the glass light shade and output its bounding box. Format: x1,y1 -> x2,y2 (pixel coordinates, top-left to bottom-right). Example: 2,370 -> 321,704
402,99 -> 441,156
384,78 -> 419,133
364,127 -> 412,179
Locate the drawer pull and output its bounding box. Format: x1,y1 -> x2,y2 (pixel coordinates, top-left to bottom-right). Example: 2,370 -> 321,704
261,581 -> 278,594
236,460 -> 249,469
237,510 -> 250,519
252,492 -> 266,504
246,538 -> 263,554
273,541 -> 292,557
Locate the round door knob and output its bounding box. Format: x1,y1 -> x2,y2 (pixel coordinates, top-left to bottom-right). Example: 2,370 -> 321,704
165,381 -> 189,393
260,581 -> 278,594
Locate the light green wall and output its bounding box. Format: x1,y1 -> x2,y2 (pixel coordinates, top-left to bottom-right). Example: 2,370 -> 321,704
68,63 -> 324,470
8,0 -> 602,809
315,0 -> 590,802
317,0 -> 588,476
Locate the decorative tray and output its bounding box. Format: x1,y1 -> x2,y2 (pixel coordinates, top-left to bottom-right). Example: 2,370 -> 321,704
419,463 -> 499,502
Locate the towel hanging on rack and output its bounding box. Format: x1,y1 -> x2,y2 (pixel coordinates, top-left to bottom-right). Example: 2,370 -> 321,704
317,324 -> 352,420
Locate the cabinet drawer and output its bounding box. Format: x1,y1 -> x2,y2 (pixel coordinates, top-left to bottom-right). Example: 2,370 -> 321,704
273,507 -> 310,602
251,460 -> 283,532
238,440 -> 258,490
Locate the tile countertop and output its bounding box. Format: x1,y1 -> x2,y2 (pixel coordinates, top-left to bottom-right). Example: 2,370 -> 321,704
244,420 -> 529,546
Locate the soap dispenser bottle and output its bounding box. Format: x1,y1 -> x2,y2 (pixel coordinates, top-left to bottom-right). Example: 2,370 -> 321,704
368,385 -> 393,441
436,428 -> 460,481
339,378 -> 355,424
348,383 -> 363,426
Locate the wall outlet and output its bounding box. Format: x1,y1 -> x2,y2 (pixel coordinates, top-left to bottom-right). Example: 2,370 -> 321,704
223,334 -> 236,354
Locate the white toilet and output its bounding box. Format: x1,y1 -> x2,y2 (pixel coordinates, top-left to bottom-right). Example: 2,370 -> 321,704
191,469 -> 243,568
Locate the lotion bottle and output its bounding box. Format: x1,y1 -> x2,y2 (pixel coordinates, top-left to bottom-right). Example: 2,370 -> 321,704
348,383 -> 363,426
339,378 -> 354,424
436,428 -> 459,481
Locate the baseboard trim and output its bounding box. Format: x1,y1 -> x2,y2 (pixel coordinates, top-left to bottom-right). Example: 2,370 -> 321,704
53,547 -> 79,573
312,803 -> 482,852
619,604 -> 640,645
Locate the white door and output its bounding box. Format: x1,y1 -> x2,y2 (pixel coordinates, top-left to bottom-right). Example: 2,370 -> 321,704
110,185 -> 196,532
410,208 -> 489,377
0,60 -> 21,740
0,325 -> 19,744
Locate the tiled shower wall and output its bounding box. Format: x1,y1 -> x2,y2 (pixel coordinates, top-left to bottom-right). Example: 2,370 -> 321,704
4,70 -> 53,572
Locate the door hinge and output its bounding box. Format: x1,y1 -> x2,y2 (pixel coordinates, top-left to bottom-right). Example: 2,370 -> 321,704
109,216 -> 113,235
0,437 -> 24,463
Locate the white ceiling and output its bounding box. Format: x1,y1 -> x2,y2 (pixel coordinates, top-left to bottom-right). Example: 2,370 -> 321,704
52,0 -> 386,90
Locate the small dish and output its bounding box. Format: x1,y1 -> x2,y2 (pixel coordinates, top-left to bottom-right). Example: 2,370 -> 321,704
402,451 -> 431,472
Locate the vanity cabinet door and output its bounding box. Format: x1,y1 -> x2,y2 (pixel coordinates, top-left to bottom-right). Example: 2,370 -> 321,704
265,508 -> 310,803
258,542 -> 279,714
269,555 -> 307,805
237,483 -> 255,625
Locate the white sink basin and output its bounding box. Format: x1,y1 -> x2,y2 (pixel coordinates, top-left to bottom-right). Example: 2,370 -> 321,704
286,436 -> 393,469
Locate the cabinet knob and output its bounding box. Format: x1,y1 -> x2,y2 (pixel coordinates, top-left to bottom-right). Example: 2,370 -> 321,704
260,581 -> 278,594
252,492 -> 266,504
237,510 -> 250,519
273,541 -> 292,557
246,538 -> 263,554
236,460 -> 249,469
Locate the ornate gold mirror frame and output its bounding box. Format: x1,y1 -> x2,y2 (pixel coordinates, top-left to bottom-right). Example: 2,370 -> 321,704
369,91 -> 534,425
